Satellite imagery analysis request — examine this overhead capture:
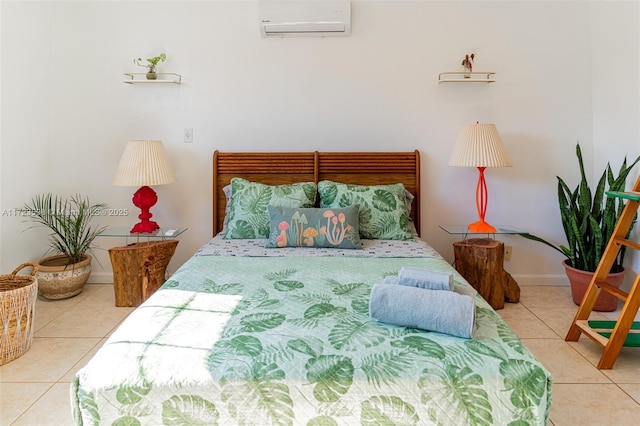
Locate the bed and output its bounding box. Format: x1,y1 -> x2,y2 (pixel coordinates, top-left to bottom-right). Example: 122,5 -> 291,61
72,150 -> 552,425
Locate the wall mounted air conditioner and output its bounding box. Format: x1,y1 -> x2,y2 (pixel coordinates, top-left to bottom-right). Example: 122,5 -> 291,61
259,0 -> 351,38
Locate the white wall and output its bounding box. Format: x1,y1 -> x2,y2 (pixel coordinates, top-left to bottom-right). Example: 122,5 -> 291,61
1,1 -> 55,272
1,1 -> 638,285
590,0 -> 640,290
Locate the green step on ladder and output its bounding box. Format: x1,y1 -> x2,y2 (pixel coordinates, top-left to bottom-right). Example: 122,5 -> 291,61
565,175 -> 640,369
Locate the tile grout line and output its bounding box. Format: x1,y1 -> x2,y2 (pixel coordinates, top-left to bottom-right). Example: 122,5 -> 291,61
55,338 -> 108,384
615,383 -> 640,407
9,382 -> 56,426
520,294 -> 617,385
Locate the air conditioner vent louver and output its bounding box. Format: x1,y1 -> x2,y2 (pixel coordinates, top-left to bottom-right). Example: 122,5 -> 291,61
259,1 -> 351,38
263,22 -> 346,34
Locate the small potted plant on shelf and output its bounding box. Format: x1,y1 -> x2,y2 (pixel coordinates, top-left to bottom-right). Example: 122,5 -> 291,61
134,52 -> 167,80
521,143 -> 640,311
461,53 -> 474,78
22,193 -> 108,299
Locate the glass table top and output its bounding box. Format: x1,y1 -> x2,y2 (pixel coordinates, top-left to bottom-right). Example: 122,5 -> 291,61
439,225 -> 528,236
99,227 -> 188,238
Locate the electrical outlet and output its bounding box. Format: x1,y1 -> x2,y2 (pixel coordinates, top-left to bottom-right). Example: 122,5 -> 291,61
184,128 -> 193,143
504,245 -> 513,261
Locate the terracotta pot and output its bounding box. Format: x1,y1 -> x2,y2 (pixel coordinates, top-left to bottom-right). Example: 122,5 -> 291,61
562,259 -> 625,312
36,254 -> 92,300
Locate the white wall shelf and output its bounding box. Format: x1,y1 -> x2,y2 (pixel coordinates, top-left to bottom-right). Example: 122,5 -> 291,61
438,72 -> 495,83
123,73 -> 182,84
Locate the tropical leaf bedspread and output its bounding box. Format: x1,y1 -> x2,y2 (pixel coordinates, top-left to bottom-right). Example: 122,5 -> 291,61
72,241 -> 552,425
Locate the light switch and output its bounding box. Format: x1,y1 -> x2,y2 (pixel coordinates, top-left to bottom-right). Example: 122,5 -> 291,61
184,128 -> 193,143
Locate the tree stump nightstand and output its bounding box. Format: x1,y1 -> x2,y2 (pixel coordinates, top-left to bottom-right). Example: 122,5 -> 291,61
453,238 -> 520,309
99,227 -> 187,307
109,240 -> 178,307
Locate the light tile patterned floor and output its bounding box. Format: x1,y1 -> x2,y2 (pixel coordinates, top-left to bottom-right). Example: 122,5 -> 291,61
1,283 -> 639,425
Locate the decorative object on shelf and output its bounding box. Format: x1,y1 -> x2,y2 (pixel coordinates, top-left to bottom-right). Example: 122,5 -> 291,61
521,143 -> 640,311
123,72 -> 182,84
21,194 -> 107,299
134,52 -> 166,80
448,122 -> 512,233
113,140 -> 176,234
437,53 -> 496,83
461,53 -> 475,78
0,263 -> 38,365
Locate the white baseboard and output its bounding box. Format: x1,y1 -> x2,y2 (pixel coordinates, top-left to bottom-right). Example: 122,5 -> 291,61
88,272 -> 113,284
512,274 -> 569,286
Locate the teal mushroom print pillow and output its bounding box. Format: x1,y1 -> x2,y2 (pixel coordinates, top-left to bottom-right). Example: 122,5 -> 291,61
224,178 -> 317,239
266,205 -> 362,249
318,180 -> 414,240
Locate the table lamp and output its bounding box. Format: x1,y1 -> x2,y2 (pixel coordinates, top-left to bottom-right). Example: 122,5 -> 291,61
448,122 -> 512,233
112,140 -> 176,233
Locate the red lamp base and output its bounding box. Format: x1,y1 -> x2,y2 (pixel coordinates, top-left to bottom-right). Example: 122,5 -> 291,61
130,185 -> 160,234
131,220 -> 159,234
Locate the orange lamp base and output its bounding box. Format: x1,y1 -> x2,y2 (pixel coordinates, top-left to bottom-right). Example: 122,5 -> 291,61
468,220 -> 497,234
469,167 -> 497,234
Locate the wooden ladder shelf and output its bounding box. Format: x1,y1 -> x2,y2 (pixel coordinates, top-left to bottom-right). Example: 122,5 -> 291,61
565,175 -> 640,369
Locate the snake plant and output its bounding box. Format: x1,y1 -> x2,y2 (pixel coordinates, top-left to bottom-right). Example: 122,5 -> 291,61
522,143 -> 640,273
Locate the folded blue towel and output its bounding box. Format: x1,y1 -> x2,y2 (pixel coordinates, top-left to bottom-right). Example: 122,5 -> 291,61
369,283 -> 475,339
397,267 -> 454,291
384,274 -> 477,298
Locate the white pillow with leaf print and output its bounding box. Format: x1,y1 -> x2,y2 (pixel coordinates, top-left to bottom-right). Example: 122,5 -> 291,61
224,178 -> 317,239
318,180 -> 414,240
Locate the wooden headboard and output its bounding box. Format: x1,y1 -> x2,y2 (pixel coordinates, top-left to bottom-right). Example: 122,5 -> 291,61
212,150 -> 421,236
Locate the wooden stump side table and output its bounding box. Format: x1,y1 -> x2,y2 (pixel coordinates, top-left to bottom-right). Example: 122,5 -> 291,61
109,240 -> 178,307
99,227 -> 187,307
453,238 -> 520,309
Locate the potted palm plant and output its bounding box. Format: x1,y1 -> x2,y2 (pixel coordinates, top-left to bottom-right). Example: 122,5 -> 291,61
22,193 -> 107,299
522,143 -> 640,311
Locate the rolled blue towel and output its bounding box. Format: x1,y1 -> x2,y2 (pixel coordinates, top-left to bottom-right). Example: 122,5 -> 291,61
383,276 -> 400,284
385,274 -> 477,298
397,267 -> 454,291
453,283 -> 478,298
369,283 -> 475,339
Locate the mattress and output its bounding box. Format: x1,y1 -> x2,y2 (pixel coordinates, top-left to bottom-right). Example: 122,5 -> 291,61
71,237 -> 552,425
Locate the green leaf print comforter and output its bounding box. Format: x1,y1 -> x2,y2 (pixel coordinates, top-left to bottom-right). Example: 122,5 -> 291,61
72,240 -> 552,425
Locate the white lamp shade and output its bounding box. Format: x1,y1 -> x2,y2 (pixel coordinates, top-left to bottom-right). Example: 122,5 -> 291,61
112,140 -> 176,186
448,123 -> 512,168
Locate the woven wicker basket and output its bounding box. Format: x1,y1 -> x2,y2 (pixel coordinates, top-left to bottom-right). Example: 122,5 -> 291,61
0,262 -> 38,365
